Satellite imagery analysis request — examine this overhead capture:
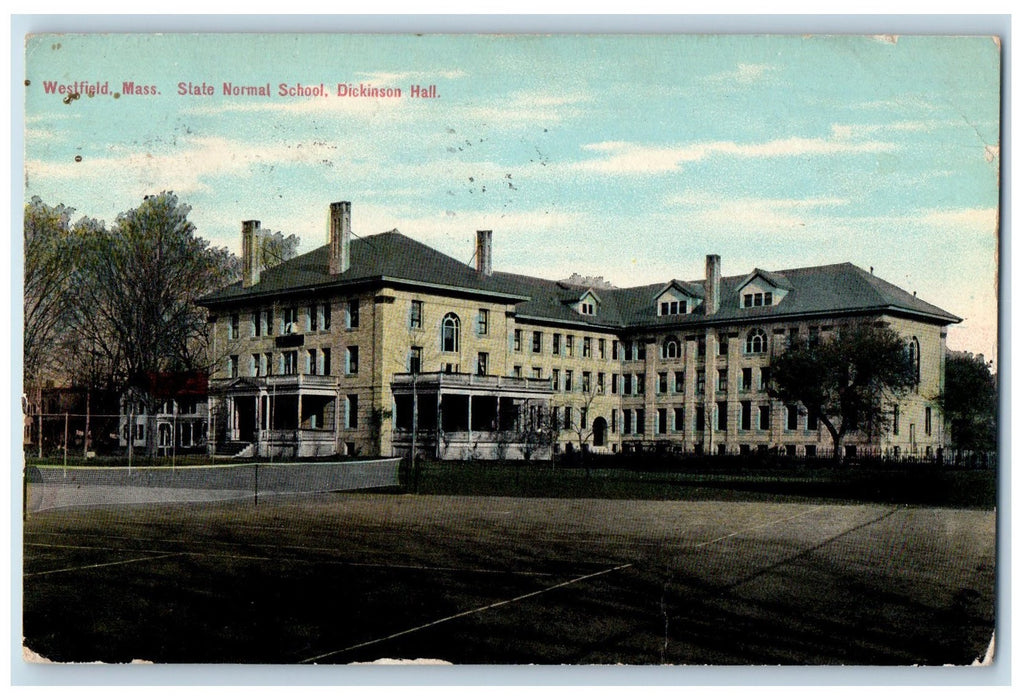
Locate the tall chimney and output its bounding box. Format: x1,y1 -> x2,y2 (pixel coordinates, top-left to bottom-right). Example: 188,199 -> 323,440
242,220 -> 261,288
329,201 -> 351,275
704,254 -> 721,315
475,230 -> 492,277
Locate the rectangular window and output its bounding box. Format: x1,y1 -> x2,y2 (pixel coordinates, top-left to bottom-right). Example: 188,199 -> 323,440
636,409 -> 645,434
513,365 -> 522,378
673,407 -> 684,432
252,311 -> 260,337
582,371 -> 591,393
477,352 -> 488,376
583,337 -> 592,358
657,408 -> 667,435
759,367 -> 771,391
264,352 -> 273,376
599,339 -> 606,359
323,303 -> 331,330
514,329 -> 522,352
564,406 -> 573,430
925,407 -> 932,436
612,340 -> 619,360
611,373 -> 618,394
283,351 -> 298,376
566,335 -> 575,357
696,370 -> 705,394
697,337 -> 706,358
565,370 -> 573,392
893,405 -> 900,435
254,353 -> 264,377
410,300 -> 423,329
611,409 -> 618,433
742,367 -> 753,392
263,308 -> 274,336
740,401 -> 752,431
322,347 -> 331,376
623,342 -> 633,362
309,305 -> 319,332
658,372 -> 668,394
228,355 -> 239,378
660,301 -> 669,316
717,369 -> 727,392
695,406 -> 705,432
229,314 -> 239,340
716,402 -> 728,431
347,299 -> 360,329
552,369 -> 560,391
759,405 -> 771,430
347,346 -> 359,375
623,409 -> 632,435
744,293 -> 753,308
636,373 -> 645,395
637,343 -> 646,361
787,405 -> 799,430
346,394 -> 359,429
718,336 -> 728,356
532,331 -> 542,353
532,367 -> 542,379
807,411 -> 818,431
477,309 -> 489,336
249,354 -> 258,377
283,307 -> 298,334
553,333 -> 562,356
764,292 -> 773,305
581,407 -> 588,430
623,374 -> 632,395
409,346 -> 422,374
674,371 -> 684,393
307,349 -> 317,375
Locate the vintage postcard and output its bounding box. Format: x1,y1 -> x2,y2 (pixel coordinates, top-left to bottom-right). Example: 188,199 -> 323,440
20,31 -> 1000,673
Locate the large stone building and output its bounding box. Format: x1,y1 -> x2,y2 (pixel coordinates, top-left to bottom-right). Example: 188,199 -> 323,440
198,201 -> 960,460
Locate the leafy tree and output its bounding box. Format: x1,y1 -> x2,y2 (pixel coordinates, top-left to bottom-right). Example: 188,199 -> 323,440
23,197 -> 77,386
59,193 -> 236,454
937,351 -> 997,451
769,321 -> 917,462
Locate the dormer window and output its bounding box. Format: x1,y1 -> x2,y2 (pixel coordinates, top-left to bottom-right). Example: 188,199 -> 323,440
659,300 -> 688,316
581,302 -> 595,315
743,292 -> 773,308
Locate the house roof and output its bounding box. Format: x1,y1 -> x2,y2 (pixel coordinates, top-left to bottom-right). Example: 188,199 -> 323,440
200,230 -> 961,328
199,231 -> 528,306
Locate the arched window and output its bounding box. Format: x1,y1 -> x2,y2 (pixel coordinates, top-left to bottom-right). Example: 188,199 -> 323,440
662,335 -> 680,359
745,328 -> 767,354
907,337 -> 921,384
441,313 -> 460,353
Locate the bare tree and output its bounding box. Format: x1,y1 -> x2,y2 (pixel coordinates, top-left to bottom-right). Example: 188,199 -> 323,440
23,197 -> 77,387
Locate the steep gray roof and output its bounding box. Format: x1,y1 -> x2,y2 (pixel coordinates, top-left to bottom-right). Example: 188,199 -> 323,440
200,231 -> 527,306
200,231 -> 960,327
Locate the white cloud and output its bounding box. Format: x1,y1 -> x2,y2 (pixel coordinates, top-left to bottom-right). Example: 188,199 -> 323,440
704,63 -> 778,85
567,136 -> 897,175
25,134 -> 346,196
355,70 -> 468,86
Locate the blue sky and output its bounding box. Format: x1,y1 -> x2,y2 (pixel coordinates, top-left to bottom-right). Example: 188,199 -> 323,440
24,33 -> 1001,360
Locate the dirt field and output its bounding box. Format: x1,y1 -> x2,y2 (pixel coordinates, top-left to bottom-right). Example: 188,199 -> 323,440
22,493 -> 996,665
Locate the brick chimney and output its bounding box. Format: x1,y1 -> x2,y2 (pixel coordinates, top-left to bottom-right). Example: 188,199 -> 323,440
241,220 -> 261,288
475,230 -> 492,277
704,254 -> 721,315
329,201 -> 351,275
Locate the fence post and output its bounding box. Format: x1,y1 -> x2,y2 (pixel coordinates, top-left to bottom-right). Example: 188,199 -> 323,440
63,411 -> 69,472
83,389 -> 91,460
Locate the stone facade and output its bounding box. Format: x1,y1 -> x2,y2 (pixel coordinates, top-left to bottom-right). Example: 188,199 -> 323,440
200,201 -> 960,460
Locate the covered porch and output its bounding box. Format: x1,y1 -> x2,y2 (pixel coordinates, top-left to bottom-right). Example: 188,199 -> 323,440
391,372 -> 554,460
209,375 -> 340,458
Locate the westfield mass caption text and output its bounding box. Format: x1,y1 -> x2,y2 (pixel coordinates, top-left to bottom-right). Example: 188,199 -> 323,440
38,80 -> 440,99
